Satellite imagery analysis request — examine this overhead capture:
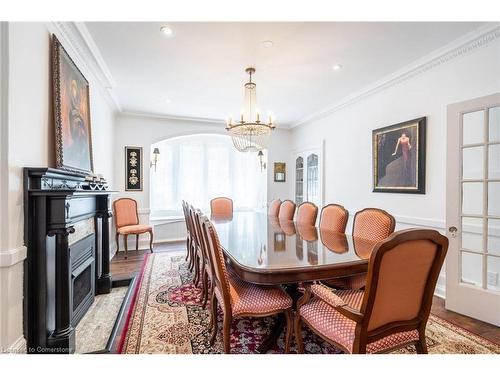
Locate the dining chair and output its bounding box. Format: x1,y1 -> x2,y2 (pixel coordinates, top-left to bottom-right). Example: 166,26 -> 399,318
319,204 -> 349,233
268,199 -> 282,217
188,204 -> 205,287
113,198 -> 153,259
192,209 -> 213,309
295,229 -> 448,354
181,201 -> 194,266
210,197 -> 233,218
278,200 -> 296,221
201,216 -> 293,354
324,208 -> 395,290
296,202 -> 318,226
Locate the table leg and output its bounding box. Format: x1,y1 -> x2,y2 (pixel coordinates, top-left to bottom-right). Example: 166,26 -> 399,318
256,283 -> 301,354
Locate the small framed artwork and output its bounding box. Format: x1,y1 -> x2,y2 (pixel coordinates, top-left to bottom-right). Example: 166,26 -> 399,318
52,35 -> 94,175
274,162 -> 286,182
125,147 -> 143,191
373,117 -> 426,194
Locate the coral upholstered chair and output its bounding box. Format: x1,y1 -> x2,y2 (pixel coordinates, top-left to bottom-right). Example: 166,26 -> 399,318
319,204 -> 349,233
201,216 -> 293,354
296,202 -> 318,226
113,198 -> 153,259
278,200 -> 296,221
210,197 -> 233,218
268,199 -> 282,217
324,208 -> 395,290
295,229 -> 448,354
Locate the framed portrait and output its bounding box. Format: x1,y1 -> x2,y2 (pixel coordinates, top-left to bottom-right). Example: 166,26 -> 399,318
125,147 -> 143,191
52,35 -> 94,175
372,117 -> 426,194
274,162 -> 286,182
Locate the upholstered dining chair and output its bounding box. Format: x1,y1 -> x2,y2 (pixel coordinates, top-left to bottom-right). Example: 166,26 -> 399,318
295,229 -> 448,354
201,216 -> 294,354
278,200 -> 296,221
268,199 -> 282,217
319,204 -> 349,233
324,208 -> 395,290
113,198 -> 153,259
210,197 -> 233,218
182,201 -> 194,267
192,208 -> 214,308
296,202 -> 319,226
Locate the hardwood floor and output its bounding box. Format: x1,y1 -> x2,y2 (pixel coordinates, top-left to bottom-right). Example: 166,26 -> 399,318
110,241 -> 500,346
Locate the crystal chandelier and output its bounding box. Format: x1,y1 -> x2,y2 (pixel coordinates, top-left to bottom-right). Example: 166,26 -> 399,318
225,67 -> 275,152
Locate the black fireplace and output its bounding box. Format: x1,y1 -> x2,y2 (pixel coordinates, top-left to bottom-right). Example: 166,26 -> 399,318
24,168 -> 115,354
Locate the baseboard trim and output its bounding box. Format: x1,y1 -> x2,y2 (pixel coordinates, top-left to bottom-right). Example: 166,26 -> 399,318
0,246 -> 27,268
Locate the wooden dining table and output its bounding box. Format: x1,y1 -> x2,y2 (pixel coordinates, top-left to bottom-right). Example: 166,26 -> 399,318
212,211 -> 380,352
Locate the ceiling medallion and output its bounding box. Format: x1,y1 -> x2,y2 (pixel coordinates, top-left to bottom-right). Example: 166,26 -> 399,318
225,67 -> 275,152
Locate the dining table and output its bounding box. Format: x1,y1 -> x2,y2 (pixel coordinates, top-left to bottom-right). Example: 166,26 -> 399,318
211,211 -> 380,353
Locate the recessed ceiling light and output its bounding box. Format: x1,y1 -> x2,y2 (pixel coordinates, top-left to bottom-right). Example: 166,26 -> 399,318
160,26 -> 174,37
332,64 -> 343,71
165,98 -> 172,104
261,40 -> 274,48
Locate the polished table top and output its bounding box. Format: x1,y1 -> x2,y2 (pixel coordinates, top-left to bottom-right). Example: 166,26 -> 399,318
212,212 -> 379,284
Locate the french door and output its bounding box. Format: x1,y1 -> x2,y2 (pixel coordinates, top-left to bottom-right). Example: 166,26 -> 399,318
294,144 -> 324,209
446,93 -> 500,326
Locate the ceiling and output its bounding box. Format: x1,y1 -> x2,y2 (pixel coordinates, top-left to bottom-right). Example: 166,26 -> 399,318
85,22 -> 486,127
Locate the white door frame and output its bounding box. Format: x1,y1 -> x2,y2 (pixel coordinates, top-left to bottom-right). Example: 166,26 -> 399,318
446,92 -> 500,326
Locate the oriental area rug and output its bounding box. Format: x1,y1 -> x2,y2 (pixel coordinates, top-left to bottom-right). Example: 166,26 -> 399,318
118,252 -> 500,354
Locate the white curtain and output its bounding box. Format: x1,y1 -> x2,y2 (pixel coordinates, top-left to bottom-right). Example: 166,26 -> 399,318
150,134 -> 267,218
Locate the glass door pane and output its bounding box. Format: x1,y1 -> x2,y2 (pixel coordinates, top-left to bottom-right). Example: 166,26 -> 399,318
295,157 -> 304,205
306,154 -> 319,205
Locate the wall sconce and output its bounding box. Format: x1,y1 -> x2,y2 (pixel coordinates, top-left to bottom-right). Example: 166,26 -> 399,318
150,148 -> 160,171
257,150 -> 266,172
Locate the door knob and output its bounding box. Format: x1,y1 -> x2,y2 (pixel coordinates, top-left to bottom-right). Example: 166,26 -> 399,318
449,226 -> 458,237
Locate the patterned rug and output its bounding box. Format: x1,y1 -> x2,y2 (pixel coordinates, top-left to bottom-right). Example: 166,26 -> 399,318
118,252 -> 500,354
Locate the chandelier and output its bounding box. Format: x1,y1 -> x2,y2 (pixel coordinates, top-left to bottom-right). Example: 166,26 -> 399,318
225,67 -> 275,152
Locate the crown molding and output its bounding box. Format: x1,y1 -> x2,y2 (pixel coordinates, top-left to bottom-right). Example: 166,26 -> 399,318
119,110 -> 226,125
292,23 -> 500,128
48,22 -> 122,111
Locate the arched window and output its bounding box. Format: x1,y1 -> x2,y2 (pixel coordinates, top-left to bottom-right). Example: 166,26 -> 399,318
150,134 -> 267,218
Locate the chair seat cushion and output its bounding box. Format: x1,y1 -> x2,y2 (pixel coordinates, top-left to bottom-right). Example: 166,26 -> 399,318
117,224 -> 152,234
215,275 -> 292,316
299,290 -> 419,353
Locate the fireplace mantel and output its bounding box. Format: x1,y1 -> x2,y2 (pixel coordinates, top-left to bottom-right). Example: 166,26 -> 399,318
23,168 -> 116,354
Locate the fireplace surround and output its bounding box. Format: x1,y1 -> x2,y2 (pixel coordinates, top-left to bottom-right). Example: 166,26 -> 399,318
23,168 -> 115,354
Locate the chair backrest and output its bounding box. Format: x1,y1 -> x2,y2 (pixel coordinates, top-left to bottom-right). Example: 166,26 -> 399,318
113,198 -> 139,228
268,199 -> 282,217
359,229 -> 448,335
201,216 -> 232,311
189,205 -> 201,249
319,204 -> 349,233
278,200 -> 296,220
296,202 -> 318,225
352,208 -> 395,241
210,197 -> 233,217
181,201 -> 190,233
193,210 -> 213,277
296,224 -> 318,242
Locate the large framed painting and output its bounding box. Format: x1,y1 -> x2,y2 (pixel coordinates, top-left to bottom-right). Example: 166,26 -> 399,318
125,147 -> 143,191
52,35 -> 94,175
372,117 -> 426,194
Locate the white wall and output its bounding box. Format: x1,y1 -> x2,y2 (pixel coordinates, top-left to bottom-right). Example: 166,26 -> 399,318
113,113 -> 291,246
0,22 -> 116,352
290,38 -> 500,297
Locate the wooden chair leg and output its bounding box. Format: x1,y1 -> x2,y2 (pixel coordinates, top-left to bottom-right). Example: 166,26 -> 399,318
223,314 -> 232,354
202,268 -> 209,309
415,330 -> 428,354
284,310 -> 293,354
210,293 -> 218,345
136,234 -> 139,252
193,254 -> 200,287
294,313 -> 305,354
124,234 -> 129,259
185,236 -> 190,261
149,229 -> 154,253
115,233 -> 120,252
